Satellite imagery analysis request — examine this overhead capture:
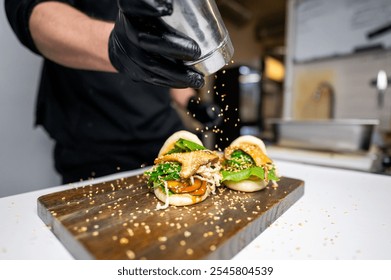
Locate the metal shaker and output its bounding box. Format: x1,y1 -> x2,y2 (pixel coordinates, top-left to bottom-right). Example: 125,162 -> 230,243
162,0 -> 234,76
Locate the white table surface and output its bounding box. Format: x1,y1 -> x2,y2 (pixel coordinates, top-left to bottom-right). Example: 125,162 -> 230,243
1,160 -> 391,260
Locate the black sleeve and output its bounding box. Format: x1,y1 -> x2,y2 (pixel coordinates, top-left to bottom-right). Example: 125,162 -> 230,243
4,0 -> 73,55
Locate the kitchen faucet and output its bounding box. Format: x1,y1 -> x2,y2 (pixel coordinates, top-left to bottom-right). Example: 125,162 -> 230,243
375,70 -> 389,108
312,81 -> 335,118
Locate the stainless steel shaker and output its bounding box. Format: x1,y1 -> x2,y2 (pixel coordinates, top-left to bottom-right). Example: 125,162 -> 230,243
162,0 -> 234,76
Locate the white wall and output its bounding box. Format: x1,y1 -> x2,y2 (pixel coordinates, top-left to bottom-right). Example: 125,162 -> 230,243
284,0 -> 391,131
0,6 -> 60,197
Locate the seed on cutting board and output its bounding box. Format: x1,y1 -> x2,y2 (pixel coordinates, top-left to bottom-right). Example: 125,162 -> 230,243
127,228 -> 134,237
158,236 -> 167,242
126,250 -> 136,259
119,237 -> 129,244
186,248 -> 194,255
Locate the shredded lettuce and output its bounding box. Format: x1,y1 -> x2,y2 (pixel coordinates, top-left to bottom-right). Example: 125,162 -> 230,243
144,162 -> 181,192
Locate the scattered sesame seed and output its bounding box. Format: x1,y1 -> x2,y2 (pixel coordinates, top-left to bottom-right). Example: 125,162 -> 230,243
120,237 -> 129,244
126,250 -> 136,259
186,248 -> 194,255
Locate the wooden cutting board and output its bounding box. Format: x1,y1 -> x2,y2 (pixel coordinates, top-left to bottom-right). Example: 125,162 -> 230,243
38,174 -> 304,260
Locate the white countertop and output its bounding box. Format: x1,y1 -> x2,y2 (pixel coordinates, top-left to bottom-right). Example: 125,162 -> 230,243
1,160 -> 391,260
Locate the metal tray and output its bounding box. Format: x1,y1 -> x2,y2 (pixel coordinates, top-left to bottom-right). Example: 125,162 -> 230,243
269,119 -> 379,153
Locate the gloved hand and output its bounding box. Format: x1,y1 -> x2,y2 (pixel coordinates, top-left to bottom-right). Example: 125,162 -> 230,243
109,0 -> 204,89
187,96 -> 223,129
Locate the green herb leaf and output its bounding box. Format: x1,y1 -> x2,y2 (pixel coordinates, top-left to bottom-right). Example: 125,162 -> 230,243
268,167 -> 280,181
222,166 -> 280,182
222,167 -> 264,182
144,162 -> 181,188
166,138 -> 205,154
223,149 -> 254,171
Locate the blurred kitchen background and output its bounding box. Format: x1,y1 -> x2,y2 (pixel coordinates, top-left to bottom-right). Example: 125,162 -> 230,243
1,0 -> 391,197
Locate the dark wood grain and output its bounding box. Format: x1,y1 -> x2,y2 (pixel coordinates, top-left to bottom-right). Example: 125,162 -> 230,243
37,174 -> 304,260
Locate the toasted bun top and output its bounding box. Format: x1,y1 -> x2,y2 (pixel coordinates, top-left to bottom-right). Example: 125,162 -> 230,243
158,130 -> 203,157
230,135 -> 268,155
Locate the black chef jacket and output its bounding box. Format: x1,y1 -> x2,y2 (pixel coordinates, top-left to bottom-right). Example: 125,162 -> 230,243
5,0 -> 185,182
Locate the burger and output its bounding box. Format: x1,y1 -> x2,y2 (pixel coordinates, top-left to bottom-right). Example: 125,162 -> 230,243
221,135 -> 280,192
144,130 -> 222,209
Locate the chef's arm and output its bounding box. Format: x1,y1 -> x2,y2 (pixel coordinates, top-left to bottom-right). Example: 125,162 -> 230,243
171,88 -> 195,108
5,0 -> 204,88
30,2 -> 116,72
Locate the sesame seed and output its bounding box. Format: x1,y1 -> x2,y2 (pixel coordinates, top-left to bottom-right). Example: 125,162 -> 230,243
119,237 -> 129,244
126,250 -> 136,259
186,248 -> 194,255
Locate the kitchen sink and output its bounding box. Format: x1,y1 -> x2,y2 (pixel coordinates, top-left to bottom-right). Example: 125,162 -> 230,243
268,119 -> 379,153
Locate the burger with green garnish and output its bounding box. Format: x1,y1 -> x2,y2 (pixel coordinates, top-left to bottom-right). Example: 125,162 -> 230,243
221,135 -> 280,192
144,131 -> 222,209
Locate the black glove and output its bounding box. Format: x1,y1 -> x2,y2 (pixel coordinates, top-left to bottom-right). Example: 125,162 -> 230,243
109,0 -> 204,89
187,96 -> 223,129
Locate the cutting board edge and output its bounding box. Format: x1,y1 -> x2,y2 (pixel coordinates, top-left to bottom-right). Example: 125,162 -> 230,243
37,199 -> 95,260
36,176 -> 305,260
204,180 -> 305,259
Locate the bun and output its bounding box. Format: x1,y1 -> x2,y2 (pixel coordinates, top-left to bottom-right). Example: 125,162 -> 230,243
158,130 -> 203,157
230,135 -> 268,155
224,179 -> 267,192
154,187 -> 210,206
223,135 -> 271,192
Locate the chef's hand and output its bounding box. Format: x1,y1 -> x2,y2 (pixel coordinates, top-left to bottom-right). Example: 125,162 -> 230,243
109,0 -> 204,89
187,96 -> 223,129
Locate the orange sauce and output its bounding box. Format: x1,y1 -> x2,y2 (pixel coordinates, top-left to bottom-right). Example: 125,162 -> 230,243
166,179 -> 205,195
